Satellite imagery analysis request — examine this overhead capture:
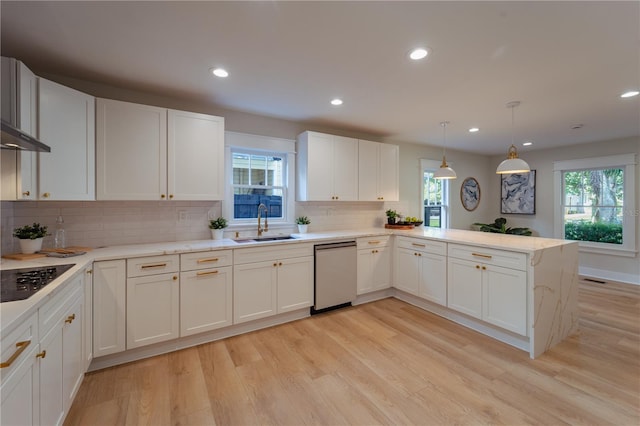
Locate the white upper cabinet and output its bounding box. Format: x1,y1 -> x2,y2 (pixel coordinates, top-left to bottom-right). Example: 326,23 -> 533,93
38,78 -> 95,200
358,140 -> 399,201
297,131 -> 358,201
167,109 -> 224,200
96,98 -> 225,201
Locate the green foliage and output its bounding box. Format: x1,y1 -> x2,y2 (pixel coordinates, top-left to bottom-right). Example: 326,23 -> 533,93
295,216 -> 311,225
385,209 -> 398,218
564,220 -> 622,244
13,223 -> 49,239
473,217 -> 532,236
209,217 -> 228,229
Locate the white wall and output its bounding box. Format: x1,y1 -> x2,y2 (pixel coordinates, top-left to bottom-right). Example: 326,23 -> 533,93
487,137 -> 640,284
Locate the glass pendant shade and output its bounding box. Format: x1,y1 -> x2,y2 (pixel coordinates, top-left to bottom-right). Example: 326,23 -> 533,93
496,101 -> 530,174
434,121 -> 456,180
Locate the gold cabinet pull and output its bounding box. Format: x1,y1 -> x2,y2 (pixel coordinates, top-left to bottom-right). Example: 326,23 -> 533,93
273,263 -> 278,267
65,314 -> 76,324
279,262 -> 283,266
42,192 -> 50,198
482,266 -> 487,270
472,253 -> 492,259
141,263 -> 168,269
173,275 -> 178,281
368,241 -> 381,245
476,265 -> 481,269
0,340 -> 31,368
169,194 -> 174,199
36,350 -> 46,359
196,257 -> 219,264
22,191 -> 30,196
411,243 -> 426,248
86,269 -> 93,274
161,194 -> 166,199
196,270 -> 219,276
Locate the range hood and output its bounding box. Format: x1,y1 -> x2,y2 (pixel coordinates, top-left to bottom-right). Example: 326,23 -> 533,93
1,120 -> 50,152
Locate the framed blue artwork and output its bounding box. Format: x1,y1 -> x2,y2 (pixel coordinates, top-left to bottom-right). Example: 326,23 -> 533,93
460,177 -> 481,211
501,170 -> 536,215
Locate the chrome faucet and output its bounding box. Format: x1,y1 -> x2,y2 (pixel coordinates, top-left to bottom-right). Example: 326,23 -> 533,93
257,203 -> 269,236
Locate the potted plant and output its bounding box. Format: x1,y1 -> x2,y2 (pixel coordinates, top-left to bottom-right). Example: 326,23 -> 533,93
385,209 -> 398,225
208,217 -> 228,240
295,216 -> 311,233
473,217 -> 532,236
13,223 -> 49,254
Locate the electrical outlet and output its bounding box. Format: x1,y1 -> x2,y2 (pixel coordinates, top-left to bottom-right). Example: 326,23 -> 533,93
178,210 -> 187,222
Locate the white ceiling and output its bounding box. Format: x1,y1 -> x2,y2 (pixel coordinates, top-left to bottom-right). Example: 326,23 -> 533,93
1,1 -> 638,154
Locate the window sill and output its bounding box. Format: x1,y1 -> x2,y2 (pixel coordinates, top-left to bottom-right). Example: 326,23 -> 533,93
578,243 -> 638,258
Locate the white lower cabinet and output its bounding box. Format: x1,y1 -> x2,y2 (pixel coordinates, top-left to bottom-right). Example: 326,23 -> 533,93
394,237 -> 447,304
38,319 -> 64,426
82,265 -> 93,371
357,236 -> 392,295
447,244 -> 528,336
93,260 -> 126,357
126,255 -> 180,349
234,244 -> 314,324
180,250 -> 233,337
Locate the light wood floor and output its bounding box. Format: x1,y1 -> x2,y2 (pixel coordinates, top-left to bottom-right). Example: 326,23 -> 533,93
65,278 -> 640,425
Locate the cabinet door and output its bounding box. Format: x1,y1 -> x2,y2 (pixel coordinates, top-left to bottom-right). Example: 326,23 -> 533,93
277,256 -> 314,313
419,253 -> 447,305
38,78 -> 95,200
378,143 -> 399,201
17,61 -> 38,201
371,246 -> 392,291
180,266 -> 232,336
447,258 -> 482,318
394,247 -> 420,295
39,325 -> 64,426
233,261 -> 277,323
83,266 -> 93,370
358,140 -> 379,201
357,249 -> 374,295
0,343 -> 39,426
62,297 -> 84,413
93,260 -> 126,357
332,135 -> 358,201
304,132 -> 334,200
168,110 -> 224,200
483,265 -> 527,335
96,98 -> 167,200
127,273 -> 179,349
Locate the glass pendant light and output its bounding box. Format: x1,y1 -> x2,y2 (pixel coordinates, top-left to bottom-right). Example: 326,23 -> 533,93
496,101 -> 530,174
434,121 -> 457,179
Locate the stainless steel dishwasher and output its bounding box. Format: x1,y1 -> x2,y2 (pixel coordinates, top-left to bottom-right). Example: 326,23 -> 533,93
312,240 -> 357,314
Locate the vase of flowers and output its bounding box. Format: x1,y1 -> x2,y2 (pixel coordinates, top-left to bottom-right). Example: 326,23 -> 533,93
209,217 -> 228,240
13,223 -> 48,254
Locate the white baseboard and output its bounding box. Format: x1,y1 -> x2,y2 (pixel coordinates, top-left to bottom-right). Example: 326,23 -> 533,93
579,266 -> 640,285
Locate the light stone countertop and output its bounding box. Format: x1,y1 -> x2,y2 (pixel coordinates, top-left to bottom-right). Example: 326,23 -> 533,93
0,227 -> 576,336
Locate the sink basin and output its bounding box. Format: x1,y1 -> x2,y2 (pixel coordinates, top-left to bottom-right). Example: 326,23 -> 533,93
233,235 -> 298,244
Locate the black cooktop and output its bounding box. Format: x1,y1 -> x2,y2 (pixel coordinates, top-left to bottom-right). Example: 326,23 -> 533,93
0,264 -> 75,303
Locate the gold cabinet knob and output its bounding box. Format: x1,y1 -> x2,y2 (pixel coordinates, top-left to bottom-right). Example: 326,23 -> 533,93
476,265 -> 480,269
273,263 -> 278,267
86,269 -> 92,274
482,266 -> 487,270
36,350 -> 47,359
42,192 -> 50,198
173,275 -> 178,281
22,191 -> 30,196
279,262 -> 283,266
161,194 -> 166,199
65,314 -> 76,324
169,194 -> 174,199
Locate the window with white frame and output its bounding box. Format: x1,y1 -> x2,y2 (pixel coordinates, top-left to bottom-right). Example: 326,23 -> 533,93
224,132 -> 295,226
554,153 -> 637,256
421,159 -> 449,228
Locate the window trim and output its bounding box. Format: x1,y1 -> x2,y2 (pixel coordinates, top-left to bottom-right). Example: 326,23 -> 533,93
553,153 -> 637,257
421,159 -> 450,229
224,132 -> 296,228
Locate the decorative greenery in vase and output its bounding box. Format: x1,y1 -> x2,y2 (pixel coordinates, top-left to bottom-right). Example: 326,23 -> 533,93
208,217 -> 228,229
385,209 -> 398,224
13,223 -> 49,240
295,216 -> 311,225
473,217 -> 532,236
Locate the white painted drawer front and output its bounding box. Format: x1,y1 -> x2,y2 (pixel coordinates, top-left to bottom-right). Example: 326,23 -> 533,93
396,236 -> 447,256
181,250 -> 232,271
448,244 -> 527,271
0,312 -> 38,381
234,243 -> 314,264
127,254 -> 179,278
39,273 -> 83,339
356,235 -> 390,249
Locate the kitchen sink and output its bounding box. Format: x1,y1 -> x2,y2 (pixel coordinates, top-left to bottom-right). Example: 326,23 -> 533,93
233,235 -> 298,244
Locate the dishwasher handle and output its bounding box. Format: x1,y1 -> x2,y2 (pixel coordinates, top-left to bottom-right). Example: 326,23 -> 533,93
314,241 -> 356,251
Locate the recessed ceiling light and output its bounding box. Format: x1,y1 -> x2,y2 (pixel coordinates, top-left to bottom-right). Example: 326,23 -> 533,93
620,90 -> 639,98
468,127 -> 480,133
330,98 -> 343,106
409,48 -> 429,60
211,68 -> 229,78
522,141 -> 533,146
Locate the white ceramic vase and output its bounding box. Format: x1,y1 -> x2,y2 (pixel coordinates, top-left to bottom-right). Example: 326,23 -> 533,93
211,229 -> 224,240
18,238 -> 43,254
297,224 -> 308,234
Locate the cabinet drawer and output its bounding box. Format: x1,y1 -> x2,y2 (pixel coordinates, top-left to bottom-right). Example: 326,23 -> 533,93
396,236 -> 446,256
39,273 -> 83,339
357,235 -> 390,249
448,244 -> 527,271
234,243 -> 314,264
181,250 -> 232,271
127,254 -> 179,277
1,312 -> 38,381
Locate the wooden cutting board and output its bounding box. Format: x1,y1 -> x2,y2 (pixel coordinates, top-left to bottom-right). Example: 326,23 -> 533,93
384,224 -> 415,229
39,246 -> 93,254
2,252 -> 48,260
3,246 -> 93,260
